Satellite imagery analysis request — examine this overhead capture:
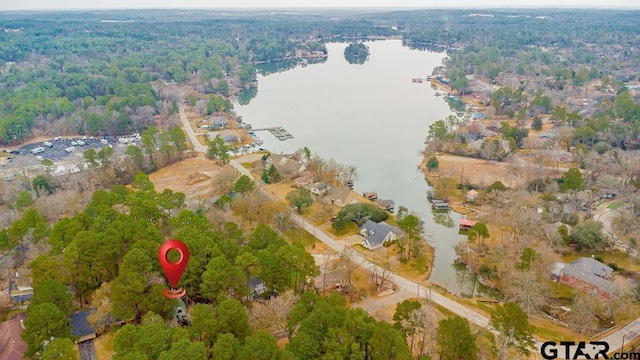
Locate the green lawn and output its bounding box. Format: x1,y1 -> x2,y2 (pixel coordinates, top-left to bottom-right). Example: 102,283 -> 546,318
606,203 -> 622,210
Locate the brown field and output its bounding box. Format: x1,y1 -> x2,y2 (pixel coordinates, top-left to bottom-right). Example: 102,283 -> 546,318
148,154 -> 230,201
422,153 -> 564,189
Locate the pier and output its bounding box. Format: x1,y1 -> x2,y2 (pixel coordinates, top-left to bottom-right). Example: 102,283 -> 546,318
252,126 -> 294,141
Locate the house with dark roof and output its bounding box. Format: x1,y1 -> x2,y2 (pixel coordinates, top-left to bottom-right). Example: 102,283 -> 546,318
70,309 -> 98,360
247,277 -> 267,300
559,257 -> 617,299
210,115 -> 228,129
359,220 -> 403,251
0,313 -> 27,360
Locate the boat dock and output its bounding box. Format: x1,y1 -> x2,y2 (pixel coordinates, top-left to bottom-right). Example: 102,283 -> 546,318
252,126 -> 294,141
431,199 -> 450,211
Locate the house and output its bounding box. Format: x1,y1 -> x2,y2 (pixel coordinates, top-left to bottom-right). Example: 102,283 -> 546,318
600,189 -> 619,199
461,132 -> 479,142
267,154 -> 305,177
292,172 -> 313,188
305,182 -> 332,197
215,130 -> 241,144
466,189 -> 478,203
459,218 -> 477,230
210,115 -> 228,129
8,275 -> 32,305
70,309 -> 98,360
247,277 -> 267,300
324,186 -> 351,207
559,257 -> 617,299
360,220 -> 404,251
0,313 -> 27,360
70,310 -> 97,343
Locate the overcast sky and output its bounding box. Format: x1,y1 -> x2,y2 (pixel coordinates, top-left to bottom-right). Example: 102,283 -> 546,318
1,0 -> 638,11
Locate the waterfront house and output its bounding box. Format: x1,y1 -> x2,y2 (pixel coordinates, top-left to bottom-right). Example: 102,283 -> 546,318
210,115 -> 228,129
306,182 -> 332,197
267,154 -> 305,178
559,257 -> 617,299
360,220 -> 404,251
324,186 -> 351,207
215,130 -> 241,144
292,172 -> 313,188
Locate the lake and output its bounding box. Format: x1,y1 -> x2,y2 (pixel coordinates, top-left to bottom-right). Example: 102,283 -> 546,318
235,40 -> 478,296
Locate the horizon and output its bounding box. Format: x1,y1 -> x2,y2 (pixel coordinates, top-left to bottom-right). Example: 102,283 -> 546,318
2,0 -> 639,12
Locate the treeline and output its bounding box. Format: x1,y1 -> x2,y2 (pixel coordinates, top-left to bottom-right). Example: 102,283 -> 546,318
0,11 -> 397,145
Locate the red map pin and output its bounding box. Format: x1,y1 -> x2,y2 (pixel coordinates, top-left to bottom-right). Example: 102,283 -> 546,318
158,239 -> 190,298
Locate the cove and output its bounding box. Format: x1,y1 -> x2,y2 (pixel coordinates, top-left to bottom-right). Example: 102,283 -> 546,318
235,40 -> 481,296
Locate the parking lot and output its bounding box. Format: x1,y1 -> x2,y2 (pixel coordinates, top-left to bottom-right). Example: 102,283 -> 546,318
3,136 -> 137,167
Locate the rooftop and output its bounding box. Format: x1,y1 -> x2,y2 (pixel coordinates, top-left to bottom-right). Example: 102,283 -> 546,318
70,309 -> 97,339
0,313 -> 27,360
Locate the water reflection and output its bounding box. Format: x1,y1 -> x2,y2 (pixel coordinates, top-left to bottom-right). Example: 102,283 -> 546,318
431,208 -> 455,228
344,43 -> 369,65
256,57 -> 327,76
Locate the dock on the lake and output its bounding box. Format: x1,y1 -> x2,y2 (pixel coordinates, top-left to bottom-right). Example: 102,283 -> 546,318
252,126 -> 294,141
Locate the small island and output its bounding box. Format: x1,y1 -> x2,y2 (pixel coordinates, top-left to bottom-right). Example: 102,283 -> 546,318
344,42 -> 369,65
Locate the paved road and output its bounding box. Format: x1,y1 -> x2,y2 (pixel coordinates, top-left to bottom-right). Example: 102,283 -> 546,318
179,103 -> 640,356
290,213 -> 496,330
179,106 -> 206,153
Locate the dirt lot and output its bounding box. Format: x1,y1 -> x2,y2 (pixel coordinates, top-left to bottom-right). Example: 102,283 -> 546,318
422,152 -> 563,189
148,154 -> 231,201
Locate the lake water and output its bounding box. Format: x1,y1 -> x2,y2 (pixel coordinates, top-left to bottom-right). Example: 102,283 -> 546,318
235,40 -> 477,295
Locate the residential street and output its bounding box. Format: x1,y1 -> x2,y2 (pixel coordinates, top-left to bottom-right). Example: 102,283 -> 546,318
178,104 -> 638,355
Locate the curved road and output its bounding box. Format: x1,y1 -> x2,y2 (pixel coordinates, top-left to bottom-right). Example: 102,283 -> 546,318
180,104 -> 638,355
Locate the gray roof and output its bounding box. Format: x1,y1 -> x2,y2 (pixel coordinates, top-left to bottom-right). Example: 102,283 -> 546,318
70,310 -> 97,338
325,186 -> 350,203
561,257 -> 617,294
361,220 -> 402,248
270,154 -> 304,174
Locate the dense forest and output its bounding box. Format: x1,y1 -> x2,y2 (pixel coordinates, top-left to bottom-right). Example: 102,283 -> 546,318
0,10 -> 394,145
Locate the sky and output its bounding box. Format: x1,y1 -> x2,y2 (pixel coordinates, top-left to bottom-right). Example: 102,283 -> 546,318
1,0 -> 638,11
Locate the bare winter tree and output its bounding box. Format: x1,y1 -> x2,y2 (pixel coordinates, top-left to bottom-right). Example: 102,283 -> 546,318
372,248 -> 393,291
249,290 -> 300,337
504,269 -> 547,315
338,247 -> 365,285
